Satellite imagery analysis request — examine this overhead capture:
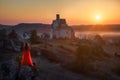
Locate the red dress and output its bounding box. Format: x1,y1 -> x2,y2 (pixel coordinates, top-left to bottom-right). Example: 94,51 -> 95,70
21,43 -> 34,66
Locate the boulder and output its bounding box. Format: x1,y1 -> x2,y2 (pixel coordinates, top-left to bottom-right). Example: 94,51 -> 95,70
0,60 -> 18,80
0,60 -> 41,80
19,66 -> 34,80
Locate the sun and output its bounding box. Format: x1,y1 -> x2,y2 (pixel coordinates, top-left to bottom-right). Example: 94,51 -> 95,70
95,15 -> 101,20
94,14 -> 102,24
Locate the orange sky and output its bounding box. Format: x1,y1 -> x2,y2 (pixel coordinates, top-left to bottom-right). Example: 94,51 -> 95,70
0,0 -> 120,25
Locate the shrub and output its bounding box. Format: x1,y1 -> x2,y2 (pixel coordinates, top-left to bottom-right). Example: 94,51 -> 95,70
40,49 -> 59,63
112,64 -> 120,76
114,52 -> 120,58
64,44 -> 108,75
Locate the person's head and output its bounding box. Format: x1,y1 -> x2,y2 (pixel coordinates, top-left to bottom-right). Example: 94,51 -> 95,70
24,42 -> 30,50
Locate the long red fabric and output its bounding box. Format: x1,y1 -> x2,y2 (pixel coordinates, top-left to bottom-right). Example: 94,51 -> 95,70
21,43 -> 34,66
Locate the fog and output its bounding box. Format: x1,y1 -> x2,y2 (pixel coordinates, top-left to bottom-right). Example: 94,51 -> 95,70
75,31 -> 120,39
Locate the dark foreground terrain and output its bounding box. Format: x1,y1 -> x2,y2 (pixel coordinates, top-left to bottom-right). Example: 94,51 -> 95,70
0,23 -> 120,80
0,37 -> 120,80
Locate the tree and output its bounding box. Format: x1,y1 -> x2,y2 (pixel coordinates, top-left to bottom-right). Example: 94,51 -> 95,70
67,44 -> 108,74
0,29 -> 7,39
30,30 -> 39,44
0,29 -> 7,49
93,34 -> 105,45
8,29 -> 18,39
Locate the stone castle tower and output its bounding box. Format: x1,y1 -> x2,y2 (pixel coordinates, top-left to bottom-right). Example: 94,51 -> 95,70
50,14 -> 75,39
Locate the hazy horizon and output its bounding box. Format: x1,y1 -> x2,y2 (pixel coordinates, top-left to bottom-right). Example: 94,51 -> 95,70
0,22 -> 120,26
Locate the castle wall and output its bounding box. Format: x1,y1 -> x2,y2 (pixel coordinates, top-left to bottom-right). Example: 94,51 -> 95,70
50,14 -> 75,39
50,28 -> 74,39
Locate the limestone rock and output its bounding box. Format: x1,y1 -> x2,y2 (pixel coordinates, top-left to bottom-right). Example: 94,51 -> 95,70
0,60 -> 18,80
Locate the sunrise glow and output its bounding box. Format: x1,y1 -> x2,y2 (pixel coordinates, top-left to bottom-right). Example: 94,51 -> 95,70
0,0 -> 120,25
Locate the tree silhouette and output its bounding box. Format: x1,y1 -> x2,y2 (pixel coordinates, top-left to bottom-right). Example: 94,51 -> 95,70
0,29 -> 7,39
8,29 -> 18,39
30,30 -> 39,44
0,29 -> 7,48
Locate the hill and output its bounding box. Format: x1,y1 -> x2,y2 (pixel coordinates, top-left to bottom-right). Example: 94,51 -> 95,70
0,23 -> 120,33
0,23 -> 51,34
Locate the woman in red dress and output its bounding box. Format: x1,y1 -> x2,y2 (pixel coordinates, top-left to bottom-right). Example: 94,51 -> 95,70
21,42 -> 34,66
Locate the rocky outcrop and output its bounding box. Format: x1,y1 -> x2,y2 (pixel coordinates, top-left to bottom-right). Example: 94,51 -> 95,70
0,60 -> 18,80
19,66 -> 40,80
0,60 -> 41,80
0,29 -> 23,52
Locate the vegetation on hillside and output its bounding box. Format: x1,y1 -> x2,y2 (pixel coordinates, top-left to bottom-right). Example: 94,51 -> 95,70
30,30 -> 40,44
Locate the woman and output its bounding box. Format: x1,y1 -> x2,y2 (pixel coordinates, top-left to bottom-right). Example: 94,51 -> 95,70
21,42 -> 34,67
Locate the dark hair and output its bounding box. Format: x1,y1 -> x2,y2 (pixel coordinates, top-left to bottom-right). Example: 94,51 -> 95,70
24,42 -> 30,50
